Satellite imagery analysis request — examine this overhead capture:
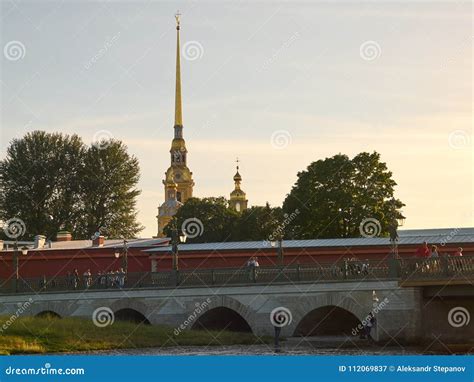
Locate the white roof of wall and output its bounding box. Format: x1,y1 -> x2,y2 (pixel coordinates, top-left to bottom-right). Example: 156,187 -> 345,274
1,238 -> 169,252
145,228 -> 474,253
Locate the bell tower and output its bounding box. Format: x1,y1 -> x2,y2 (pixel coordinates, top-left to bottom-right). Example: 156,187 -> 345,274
157,12 -> 194,237
229,158 -> 248,213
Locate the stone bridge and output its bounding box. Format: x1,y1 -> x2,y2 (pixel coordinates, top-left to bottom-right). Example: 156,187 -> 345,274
1,279 -> 472,344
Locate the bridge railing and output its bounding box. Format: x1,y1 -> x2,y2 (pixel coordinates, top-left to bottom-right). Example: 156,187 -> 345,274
399,255 -> 474,282
148,258 -> 390,288
0,272 -> 156,294
0,256 -> 471,294
0,259 -> 389,293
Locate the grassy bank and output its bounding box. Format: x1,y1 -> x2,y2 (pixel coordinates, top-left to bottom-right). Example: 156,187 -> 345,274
0,315 -> 269,355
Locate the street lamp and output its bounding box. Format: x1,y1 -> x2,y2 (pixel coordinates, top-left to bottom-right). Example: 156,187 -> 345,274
388,199 -> 405,259
270,236 -> 284,267
13,241 -> 28,293
171,223 -> 187,272
114,240 -> 128,273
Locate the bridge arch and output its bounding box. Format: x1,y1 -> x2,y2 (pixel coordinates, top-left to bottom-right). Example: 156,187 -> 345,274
35,310 -> 62,319
189,295 -> 255,333
107,299 -> 150,324
290,293 -> 368,337
29,302 -> 72,318
191,307 -> 252,332
294,305 -> 361,336
114,308 -> 150,324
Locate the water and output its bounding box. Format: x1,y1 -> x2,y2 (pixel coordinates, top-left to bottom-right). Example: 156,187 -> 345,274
86,337 -> 437,356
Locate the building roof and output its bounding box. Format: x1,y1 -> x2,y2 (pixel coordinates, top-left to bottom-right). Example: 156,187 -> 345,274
145,228 -> 474,253
1,238 -> 169,252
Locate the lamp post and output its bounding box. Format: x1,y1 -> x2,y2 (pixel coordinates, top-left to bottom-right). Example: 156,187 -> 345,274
388,199 -> 405,277
270,236 -> 284,267
12,240 -> 28,293
371,290 -> 379,341
114,240 -> 128,273
171,222 -> 187,284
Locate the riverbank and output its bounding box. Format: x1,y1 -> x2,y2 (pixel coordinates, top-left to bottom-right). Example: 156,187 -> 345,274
83,337 -> 473,356
0,315 -> 269,355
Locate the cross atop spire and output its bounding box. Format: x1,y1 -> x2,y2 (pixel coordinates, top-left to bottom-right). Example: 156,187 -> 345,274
175,10 -> 181,30
236,157 -> 240,170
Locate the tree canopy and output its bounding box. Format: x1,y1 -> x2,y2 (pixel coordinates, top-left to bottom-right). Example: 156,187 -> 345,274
164,198 -> 283,243
282,152 -> 404,239
164,197 -> 236,243
0,131 -> 143,240
76,140 -> 143,239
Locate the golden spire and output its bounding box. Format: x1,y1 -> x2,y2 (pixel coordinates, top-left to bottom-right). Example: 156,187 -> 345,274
174,11 -> 183,127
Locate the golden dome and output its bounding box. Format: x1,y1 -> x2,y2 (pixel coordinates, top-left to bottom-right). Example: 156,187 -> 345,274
233,170 -> 242,182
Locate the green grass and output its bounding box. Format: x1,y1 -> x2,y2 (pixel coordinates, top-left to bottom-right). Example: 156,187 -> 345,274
0,315 -> 270,355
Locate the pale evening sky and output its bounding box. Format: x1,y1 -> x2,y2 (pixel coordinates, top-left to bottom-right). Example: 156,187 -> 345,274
1,0 -> 472,238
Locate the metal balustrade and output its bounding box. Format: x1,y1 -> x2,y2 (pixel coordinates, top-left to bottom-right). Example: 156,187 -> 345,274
399,256 -> 473,282
0,256 -> 472,294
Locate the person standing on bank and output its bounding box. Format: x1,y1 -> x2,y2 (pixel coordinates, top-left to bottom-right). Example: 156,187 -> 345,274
365,312 -> 376,341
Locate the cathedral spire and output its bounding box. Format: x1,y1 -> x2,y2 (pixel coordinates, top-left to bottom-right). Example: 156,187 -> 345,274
156,12 -> 194,238
174,11 -> 183,127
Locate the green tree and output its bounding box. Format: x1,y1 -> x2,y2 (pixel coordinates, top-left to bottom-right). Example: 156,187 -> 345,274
0,131 -> 143,240
232,204 -> 283,241
0,131 -> 84,239
282,152 -> 404,239
164,197 -> 238,243
164,198 -> 285,243
75,140 -> 143,239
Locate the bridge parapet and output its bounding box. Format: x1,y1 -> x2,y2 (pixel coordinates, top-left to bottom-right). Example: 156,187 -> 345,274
0,256 -> 472,295
400,256 -> 473,286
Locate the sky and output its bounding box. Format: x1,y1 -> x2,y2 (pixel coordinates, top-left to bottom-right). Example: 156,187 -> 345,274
1,0 -> 472,238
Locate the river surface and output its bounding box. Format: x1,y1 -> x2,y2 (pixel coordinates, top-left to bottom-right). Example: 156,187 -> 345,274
86,337 -> 451,356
